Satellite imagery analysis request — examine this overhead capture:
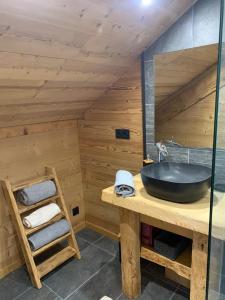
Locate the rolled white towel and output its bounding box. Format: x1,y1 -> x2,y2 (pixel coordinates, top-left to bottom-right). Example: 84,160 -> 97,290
114,170 -> 135,197
23,203 -> 61,228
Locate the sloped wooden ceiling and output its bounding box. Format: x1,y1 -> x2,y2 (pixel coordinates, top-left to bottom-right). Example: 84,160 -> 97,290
0,0 -> 196,127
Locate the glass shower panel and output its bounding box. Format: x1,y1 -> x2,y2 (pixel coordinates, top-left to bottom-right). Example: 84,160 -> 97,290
207,0 -> 225,298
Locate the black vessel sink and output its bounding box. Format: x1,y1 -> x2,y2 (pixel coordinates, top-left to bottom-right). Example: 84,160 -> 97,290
141,162 -> 211,203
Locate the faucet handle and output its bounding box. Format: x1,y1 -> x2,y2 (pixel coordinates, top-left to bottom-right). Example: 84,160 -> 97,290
156,142 -> 162,150
161,144 -> 168,155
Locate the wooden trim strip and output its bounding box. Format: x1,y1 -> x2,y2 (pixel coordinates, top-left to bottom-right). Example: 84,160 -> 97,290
141,245 -> 191,280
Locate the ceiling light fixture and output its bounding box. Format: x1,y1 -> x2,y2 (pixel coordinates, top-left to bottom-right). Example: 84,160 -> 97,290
141,0 -> 152,6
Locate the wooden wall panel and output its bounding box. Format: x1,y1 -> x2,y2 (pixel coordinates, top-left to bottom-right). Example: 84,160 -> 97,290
0,120 -> 84,278
79,63 -> 143,231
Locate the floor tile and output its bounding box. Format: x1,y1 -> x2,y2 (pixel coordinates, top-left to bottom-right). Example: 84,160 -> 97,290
15,285 -> 60,300
142,260 -> 179,291
67,257 -> 122,300
0,267 -> 31,300
36,237 -> 89,266
76,236 -> 90,251
208,289 -> 225,300
171,287 -> 189,300
94,236 -> 119,256
43,244 -> 113,299
118,270 -> 176,300
76,229 -> 103,244
141,259 -> 165,278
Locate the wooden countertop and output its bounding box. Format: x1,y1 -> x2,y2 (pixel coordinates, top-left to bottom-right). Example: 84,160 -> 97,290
101,174 -> 225,239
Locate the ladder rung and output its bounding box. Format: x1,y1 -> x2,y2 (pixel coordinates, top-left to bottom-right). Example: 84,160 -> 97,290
25,212 -> 64,236
37,246 -> 76,278
12,175 -> 55,192
1,166 -> 80,289
32,232 -> 71,257
17,195 -> 59,214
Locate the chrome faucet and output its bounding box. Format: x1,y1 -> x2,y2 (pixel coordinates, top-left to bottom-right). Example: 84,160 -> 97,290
165,136 -> 183,147
156,141 -> 168,162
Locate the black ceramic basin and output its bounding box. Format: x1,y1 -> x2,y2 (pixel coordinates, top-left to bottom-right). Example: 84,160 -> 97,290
141,162 -> 211,203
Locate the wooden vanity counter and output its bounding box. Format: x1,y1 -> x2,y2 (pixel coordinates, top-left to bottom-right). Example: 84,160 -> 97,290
101,174 -> 225,300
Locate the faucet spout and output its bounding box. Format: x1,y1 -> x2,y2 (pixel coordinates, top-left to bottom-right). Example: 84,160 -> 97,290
156,141 -> 168,162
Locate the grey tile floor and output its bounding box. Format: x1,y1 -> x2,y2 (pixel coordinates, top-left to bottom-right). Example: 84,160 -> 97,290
0,228 -> 190,300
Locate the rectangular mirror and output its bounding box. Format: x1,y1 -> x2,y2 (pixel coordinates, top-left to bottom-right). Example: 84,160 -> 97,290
155,44 -> 218,148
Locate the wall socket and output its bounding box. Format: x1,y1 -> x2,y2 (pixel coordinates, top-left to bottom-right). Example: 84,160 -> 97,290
72,206 -> 79,216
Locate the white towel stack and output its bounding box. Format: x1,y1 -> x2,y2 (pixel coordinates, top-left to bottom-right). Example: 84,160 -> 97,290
23,203 -> 61,228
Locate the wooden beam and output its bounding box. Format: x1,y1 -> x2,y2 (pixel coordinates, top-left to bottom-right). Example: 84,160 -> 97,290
190,232 -> 208,300
120,209 -> 141,299
141,245 -> 191,280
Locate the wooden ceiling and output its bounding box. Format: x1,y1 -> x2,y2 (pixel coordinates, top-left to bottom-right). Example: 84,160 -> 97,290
155,44 -> 218,106
0,0 -> 196,127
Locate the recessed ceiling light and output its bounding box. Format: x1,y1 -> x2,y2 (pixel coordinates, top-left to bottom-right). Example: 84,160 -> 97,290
141,0 -> 152,6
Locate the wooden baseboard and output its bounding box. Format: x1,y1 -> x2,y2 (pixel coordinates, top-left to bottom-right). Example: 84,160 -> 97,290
0,258 -> 23,279
85,215 -> 120,241
73,221 -> 86,233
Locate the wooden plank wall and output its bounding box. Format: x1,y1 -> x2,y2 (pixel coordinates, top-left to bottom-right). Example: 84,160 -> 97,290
156,64 -> 217,148
79,63 -> 143,233
0,0 -> 198,279
0,120 -> 84,278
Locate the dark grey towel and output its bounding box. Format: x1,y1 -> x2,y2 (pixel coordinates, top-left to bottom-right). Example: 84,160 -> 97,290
17,180 -> 57,206
28,219 -> 70,251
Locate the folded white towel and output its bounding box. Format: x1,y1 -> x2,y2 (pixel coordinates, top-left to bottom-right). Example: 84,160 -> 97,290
23,203 -> 61,228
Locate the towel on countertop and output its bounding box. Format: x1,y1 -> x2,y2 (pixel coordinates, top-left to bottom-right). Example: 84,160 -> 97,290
114,170 -> 135,197
16,180 -> 57,206
23,203 -> 61,228
28,219 -> 70,251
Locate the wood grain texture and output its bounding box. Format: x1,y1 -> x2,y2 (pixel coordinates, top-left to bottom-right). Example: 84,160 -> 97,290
140,215 -> 193,239
85,215 -> 120,241
1,180 -> 42,288
165,269 -> 190,289
0,120 -> 84,277
101,174 -> 221,237
156,52 -> 217,147
141,245 -> 191,280
190,233 -> 208,300
37,246 -> 76,278
1,166 -> 80,288
0,0 -> 196,126
120,208 -> 141,299
79,63 -> 143,230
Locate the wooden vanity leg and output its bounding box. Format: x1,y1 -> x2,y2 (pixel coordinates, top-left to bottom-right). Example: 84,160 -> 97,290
190,232 -> 208,300
120,208 -> 141,299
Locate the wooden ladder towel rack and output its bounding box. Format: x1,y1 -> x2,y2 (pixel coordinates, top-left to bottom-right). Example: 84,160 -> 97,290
1,166 -> 81,289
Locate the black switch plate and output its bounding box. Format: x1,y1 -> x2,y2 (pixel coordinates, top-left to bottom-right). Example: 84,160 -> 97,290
115,129 -> 130,140
72,206 -> 79,216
